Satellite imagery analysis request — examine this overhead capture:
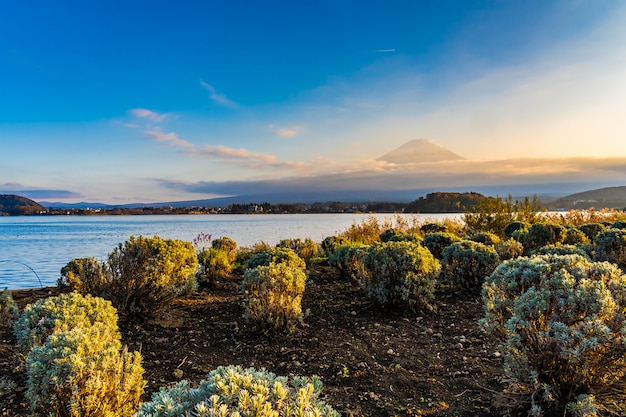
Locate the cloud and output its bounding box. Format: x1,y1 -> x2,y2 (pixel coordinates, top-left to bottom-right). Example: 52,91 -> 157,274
268,124 -> 299,138
0,183 -> 83,200
129,108 -> 167,122
374,49 -> 396,53
200,80 -> 237,108
143,129 -> 195,149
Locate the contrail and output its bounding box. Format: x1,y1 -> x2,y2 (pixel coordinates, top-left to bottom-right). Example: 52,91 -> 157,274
374,49 -> 396,52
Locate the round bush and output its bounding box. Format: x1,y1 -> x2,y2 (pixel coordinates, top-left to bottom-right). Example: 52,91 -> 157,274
594,228 -> 626,271
482,254 -> 626,415
503,221 -> 529,239
328,243 -> 368,279
469,232 -> 501,246
420,222 -> 448,233
563,227 -> 590,245
423,232 -> 461,260
135,365 -> 340,417
245,247 -> 306,270
14,292 -> 120,355
321,235 -> 350,257
495,238 -> 524,261
0,289 -> 18,328
360,241 -> 440,310
442,240 -> 500,291
578,223 -> 607,243
520,222 -> 566,255
535,244 -> 590,259
197,247 -> 233,284
211,236 -> 238,262
242,263 -> 307,331
277,238 -> 320,263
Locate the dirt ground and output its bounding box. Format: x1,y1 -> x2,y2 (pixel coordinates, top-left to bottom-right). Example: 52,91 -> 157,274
1,264 -> 515,416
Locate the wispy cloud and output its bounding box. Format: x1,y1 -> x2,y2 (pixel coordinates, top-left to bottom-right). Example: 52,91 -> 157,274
0,183 -> 83,200
143,129 -> 195,149
129,108 -> 167,122
374,49 -> 396,53
200,80 -> 237,108
268,124 -> 299,138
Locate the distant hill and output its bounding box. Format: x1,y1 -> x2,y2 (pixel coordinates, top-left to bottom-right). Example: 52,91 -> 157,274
548,186 -> 626,210
0,194 -> 46,215
405,192 -> 486,213
377,139 -> 465,164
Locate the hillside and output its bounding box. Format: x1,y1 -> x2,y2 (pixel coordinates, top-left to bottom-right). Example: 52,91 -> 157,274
0,194 -> 46,215
548,186 -> 626,210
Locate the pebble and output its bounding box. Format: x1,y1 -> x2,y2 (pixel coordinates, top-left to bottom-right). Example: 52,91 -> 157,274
494,351 -> 502,358
386,348 -> 395,355
172,369 -> 184,379
454,343 -> 464,350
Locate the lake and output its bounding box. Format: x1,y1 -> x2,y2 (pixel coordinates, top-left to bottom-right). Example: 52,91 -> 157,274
0,213 -> 461,289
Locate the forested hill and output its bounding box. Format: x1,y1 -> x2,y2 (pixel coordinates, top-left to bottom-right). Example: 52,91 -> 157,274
404,192 -> 486,213
0,194 -> 46,215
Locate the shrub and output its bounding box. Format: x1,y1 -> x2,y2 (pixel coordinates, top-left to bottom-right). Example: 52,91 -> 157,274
469,231 -> 501,246
360,241 -> 440,310
327,243 -> 368,279
495,238 -> 524,261
26,321 -> 145,417
441,240 -> 500,291
504,221 -> 530,239
277,238 -> 320,264
423,232 -> 461,259
245,247 -> 306,270
321,235 -> 350,257
464,195 -> 543,237
420,222 -> 448,233
520,222 -> 566,255
379,228 -> 402,242
60,235 -> 198,319
482,254 -> 626,415
563,227 -> 590,245
535,244 -> 590,259
242,263 -> 307,331
611,220 -> 626,230
0,288 -> 18,327
594,228 -> 626,271
196,248 -> 233,285
338,216 -> 391,244
578,223 -> 606,243
135,365 -> 340,417
14,292 -> 119,355
211,236 -> 238,262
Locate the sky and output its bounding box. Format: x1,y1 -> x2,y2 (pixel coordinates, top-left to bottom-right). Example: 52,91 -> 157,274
1,1 -> 626,204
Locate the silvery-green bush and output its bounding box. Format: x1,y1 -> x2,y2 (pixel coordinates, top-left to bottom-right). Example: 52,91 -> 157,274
0,288 -> 18,328
423,232 -> 461,260
197,247 -> 233,285
245,247 -> 306,270
535,244 -> 590,259
469,231 -> 501,246
520,222 -> 567,255
135,365 -> 340,417
321,235 -> 350,257
360,241 -> 440,310
59,235 -> 198,319
26,321 -> 145,417
14,292 -> 120,355
504,221 -> 530,240
578,223 -> 607,243
327,243 -> 368,279
441,240 -> 499,291
495,238 -> 524,261
277,238 -> 320,264
482,254 -> 626,415
594,228 -> 626,271
211,236 -> 238,262
242,263 -> 307,331
563,227 -> 590,246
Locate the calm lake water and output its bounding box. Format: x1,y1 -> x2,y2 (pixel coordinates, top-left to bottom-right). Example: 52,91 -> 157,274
0,213 -> 461,289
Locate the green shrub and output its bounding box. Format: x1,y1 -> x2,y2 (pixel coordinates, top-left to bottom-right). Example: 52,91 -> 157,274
594,228 -> 626,271
535,244 -> 590,259
338,216 -> 391,244
482,254 -> 626,415
196,248 -> 233,284
135,365 -> 340,417
245,247 -> 306,270
327,243 -> 368,279
495,238 -> 524,261
321,235 -> 350,257
211,236 -> 238,262
423,232 -> 461,259
442,240 -> 500,291
379,228 -> 402,242
578,223 -> 606,243
242,263 -> 307,331
611,220 -> 626,230
420,222 -> 448,233
26,321 -> 145,417
60,235 -> 198,319
277,238 -> 320,264
14,292 -> 119,355
563,227 -> 590,245
520,222 -> 566,255
469,231 -> 501,246
0,288 -> 18,328
360,241 -> 440,310
503,221 -> 530,240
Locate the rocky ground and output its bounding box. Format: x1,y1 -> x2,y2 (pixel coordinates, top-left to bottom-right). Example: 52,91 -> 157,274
1,264 -> 516,416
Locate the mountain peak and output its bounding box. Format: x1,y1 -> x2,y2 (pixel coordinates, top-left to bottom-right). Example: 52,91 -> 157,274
377,139 -> 465,164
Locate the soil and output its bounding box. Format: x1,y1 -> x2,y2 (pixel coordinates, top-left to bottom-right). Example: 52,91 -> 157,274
1,264 -> 512,416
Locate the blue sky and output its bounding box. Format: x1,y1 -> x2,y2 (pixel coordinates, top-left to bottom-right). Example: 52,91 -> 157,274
2,1 -> 626,204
